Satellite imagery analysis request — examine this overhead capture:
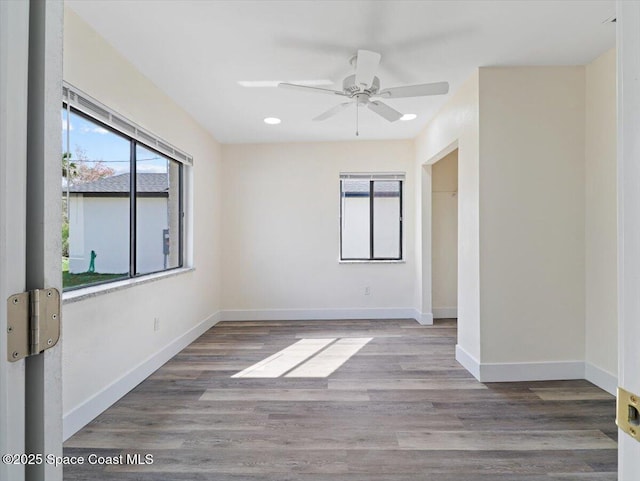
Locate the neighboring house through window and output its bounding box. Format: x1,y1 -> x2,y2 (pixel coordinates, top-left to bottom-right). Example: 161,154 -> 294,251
62,84 -> 189,290
340,173 -> 404,261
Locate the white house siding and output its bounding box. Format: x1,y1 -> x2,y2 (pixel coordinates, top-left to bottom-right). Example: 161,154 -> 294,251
341,197 -> 369,258
69,195 -> 169,274
342,197 -> 401,259
68,192 -> 85,271
69,195 -> 128,274
137,197 -> 172,274
373,196 -> 401,258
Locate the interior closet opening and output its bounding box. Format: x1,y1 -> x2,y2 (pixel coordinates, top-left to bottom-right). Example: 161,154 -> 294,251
431,149 -> 458,319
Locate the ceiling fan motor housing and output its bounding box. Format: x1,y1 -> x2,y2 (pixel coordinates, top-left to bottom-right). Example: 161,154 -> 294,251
343,74 -> 380,97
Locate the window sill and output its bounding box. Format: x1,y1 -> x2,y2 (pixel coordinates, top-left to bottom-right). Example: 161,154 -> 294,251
338,259 -> 406,264
62,267 -> 195,305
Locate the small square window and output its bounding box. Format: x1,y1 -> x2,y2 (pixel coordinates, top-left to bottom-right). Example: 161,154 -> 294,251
340,174 -> 404,261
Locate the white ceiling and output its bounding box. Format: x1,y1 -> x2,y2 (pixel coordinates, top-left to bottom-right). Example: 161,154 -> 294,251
67,0 -> 615,144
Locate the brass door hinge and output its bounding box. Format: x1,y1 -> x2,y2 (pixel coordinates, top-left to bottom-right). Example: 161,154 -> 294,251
617,387 -> 640,441
6,288 -> 60,362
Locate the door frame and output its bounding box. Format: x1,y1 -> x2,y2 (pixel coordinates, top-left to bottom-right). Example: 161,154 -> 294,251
0,1 -> 64,480
420,140 -> 459,325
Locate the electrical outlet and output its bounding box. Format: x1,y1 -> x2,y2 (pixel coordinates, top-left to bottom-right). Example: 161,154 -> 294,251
153,318 -> 160,331
364,286 -> 370,296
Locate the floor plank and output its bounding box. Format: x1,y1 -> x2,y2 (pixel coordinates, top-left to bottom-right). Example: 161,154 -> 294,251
396,429 -> 617,450
199,388 -> 371,402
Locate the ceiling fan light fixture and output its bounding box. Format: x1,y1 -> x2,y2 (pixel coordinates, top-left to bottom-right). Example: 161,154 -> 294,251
264,117 -> 281,125
400,113 -> 417,121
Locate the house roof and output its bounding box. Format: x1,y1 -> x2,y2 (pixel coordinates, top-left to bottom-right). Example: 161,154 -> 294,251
68,173 -> 168,194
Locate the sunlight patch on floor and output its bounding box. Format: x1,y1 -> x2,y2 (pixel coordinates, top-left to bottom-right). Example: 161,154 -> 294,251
232,337 -> 372,378
286,338 -> 372,378
231,338 -> 335,378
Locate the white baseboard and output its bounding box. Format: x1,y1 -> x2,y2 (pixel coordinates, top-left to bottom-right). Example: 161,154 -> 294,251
479,360 -> 585,382
418,312 -> 434,325
585,362 -> 617,395
455,345 -> 584,383
455,344 -> 481,379
220,308 -> 422,323
433,307 -> 457,319
63,311 -> 222,440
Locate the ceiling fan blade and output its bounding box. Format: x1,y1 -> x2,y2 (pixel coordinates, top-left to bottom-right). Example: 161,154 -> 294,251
378,81 -> 449,98
355,49 -> 381,88
313,102 -> 352,121
278,82 -> 346,96
367,100 -> 402,122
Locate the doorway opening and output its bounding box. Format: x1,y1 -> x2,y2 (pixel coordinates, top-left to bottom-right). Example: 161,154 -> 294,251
431,149 -> 458,320
420,143 -> 459,326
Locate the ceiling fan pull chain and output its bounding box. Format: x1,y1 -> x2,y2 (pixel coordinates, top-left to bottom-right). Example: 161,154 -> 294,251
356,103 -> 359,137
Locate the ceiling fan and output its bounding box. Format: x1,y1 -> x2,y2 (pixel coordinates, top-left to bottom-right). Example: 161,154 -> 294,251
278,49 -> 449,129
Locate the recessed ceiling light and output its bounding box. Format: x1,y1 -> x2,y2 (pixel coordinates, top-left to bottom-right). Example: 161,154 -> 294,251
400,113 -> 417,121
264,117 -> 281,125
239,79 -> 333,88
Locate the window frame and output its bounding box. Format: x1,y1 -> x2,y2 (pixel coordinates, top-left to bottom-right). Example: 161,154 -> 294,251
62,104 -> 186,291
131,139 -> 185,277
339,175 -> 404,262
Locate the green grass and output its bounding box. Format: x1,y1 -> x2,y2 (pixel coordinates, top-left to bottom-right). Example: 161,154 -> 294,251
62,258 -> 126,289
63,271 -> 127,289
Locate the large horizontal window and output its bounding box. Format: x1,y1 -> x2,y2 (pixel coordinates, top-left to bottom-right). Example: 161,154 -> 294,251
62,102 -> 186,291
340,173 -> 404,261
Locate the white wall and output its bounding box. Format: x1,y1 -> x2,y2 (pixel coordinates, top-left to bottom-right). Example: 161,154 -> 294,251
62,8 -> 223,437
415,71 -> 480,357
585,48 -> 618,390
416,67 -> 598,380
432,149 -> 458,317
221,140 -> 417,320
478,67 -> 586,365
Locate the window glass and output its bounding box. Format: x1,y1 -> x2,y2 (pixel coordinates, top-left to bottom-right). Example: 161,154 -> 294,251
339,176 -> 403,261
373,181 -> 401,259
341,180 -> 371,259
61,105 -> 185,291
135,144 -> 181,275
62,109 -> 130,289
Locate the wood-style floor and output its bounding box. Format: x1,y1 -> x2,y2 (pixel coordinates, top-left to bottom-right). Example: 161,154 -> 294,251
64,319 -> 618,480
